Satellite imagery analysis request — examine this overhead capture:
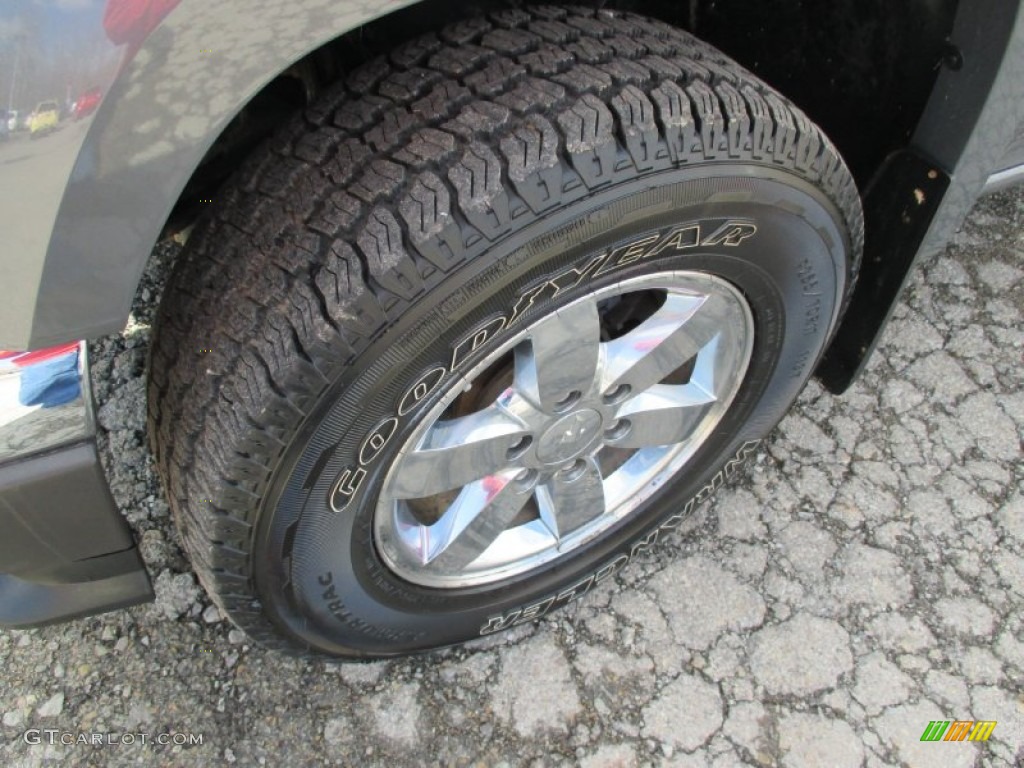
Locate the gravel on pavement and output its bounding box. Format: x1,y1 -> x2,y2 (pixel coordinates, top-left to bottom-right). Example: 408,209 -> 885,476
1,187 -> 1022,767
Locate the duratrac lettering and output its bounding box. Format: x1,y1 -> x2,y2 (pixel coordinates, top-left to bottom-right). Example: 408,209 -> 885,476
317,572 -> 424,642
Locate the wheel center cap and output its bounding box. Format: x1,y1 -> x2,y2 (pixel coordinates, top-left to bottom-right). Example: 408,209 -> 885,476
536,408 -> 603,465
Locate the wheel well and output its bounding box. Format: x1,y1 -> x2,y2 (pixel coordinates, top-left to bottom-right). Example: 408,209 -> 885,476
689,0 -> 960,183
163,0 -> 958,238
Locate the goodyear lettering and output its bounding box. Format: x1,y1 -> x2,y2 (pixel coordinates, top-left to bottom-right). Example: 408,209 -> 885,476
359,418 -> 398,466
507,281 -> 553,329
508,252 -> 607,327
328,467 -> 366,513
591,233 -> 660,278
330,220 -> 758,515
594,554 -> 629,582
465,218 -> 757,343
701,220 -> 758,247
647,224 -> 701,257
398,366 -> 446,416
450,316 -> 507,371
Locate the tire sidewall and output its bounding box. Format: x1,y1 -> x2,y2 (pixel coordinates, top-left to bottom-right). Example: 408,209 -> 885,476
256,165 -> 847,656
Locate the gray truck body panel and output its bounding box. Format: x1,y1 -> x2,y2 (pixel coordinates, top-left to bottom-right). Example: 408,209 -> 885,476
0,0 -> 1021,626
1,0 -> 416,350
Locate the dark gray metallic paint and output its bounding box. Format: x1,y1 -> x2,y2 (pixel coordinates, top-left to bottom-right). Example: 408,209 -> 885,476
1,0 -> 1021,352
816,0 -> 1024,390
0,0 -> 417,626
863,0 -> 1024,367
914,0 -> 1024,257
0,442 -> 129,571
0,441 -> 153,627
0,0 -> 1022,626
992,91 -> 1024,174
0,0 -> 416,350
0,549 -> 152,627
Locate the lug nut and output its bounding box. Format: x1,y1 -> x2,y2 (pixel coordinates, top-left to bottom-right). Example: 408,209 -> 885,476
514,468 -> 539,491
507,435 -> 533,461
602,384 -> 631,405
603,418 -> 631,443
558,459 -> 588,482
553,390 -> 582,412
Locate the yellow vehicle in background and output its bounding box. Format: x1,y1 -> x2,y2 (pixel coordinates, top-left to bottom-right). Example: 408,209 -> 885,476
28,101 -> 59,138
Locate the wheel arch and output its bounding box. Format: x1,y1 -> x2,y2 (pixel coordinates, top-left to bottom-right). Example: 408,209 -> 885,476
25,0 -> 1023,371
27,0 -> 427,348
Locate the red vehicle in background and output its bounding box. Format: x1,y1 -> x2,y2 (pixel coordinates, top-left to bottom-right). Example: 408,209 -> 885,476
72,87 -> 102,120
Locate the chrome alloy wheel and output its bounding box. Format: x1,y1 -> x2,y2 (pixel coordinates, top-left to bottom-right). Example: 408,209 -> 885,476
374,271 -> 755,588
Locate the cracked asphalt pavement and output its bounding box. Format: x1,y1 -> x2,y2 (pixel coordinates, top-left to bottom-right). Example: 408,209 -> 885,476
2,187 -> 1022,767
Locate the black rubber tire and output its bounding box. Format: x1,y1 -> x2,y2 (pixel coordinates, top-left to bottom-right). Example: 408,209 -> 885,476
148,5 -> 863,658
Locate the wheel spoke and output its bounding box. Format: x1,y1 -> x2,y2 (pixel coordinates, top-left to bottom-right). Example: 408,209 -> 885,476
375,271 -> 755,588
609,332 -> 724,448
389,405 -> 529,499
515,297 -> 601,410
537,457 -> 605,540
600,291 -> 725,395
418,471 -> 533,571
610,383 -> 716,448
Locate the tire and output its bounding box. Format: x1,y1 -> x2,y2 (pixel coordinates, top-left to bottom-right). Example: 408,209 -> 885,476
148,5 -> 863,658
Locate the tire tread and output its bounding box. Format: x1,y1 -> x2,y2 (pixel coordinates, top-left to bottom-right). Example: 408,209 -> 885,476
148,5 -> 863,655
